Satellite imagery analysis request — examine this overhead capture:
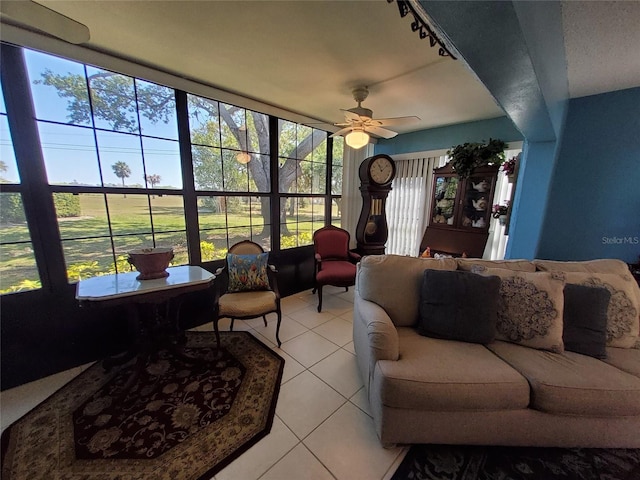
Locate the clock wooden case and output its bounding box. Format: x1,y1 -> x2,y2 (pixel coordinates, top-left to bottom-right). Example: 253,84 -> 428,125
356,154 -> 396,255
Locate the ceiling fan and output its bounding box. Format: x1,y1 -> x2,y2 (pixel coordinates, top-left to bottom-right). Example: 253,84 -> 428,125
329,86 -> 420,149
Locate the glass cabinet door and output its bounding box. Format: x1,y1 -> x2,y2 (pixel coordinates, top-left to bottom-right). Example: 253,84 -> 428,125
461,175 -> 492,229
432,176 -> 459,226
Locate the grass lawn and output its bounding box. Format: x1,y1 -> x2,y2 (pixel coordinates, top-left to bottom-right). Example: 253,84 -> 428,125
1,193 -> 338,292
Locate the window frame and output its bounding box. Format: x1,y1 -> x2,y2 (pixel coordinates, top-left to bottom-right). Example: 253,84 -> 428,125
0,43 -> 342,294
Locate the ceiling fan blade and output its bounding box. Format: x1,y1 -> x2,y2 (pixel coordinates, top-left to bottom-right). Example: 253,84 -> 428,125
373,116 -> 421,127
304,121 -> 336,128
329,127 -> 354,138
0,1 -> 90,44
365,126 -> 398,139
340,109 -> 362,122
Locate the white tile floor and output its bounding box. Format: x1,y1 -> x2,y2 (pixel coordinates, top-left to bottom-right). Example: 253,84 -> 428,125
0,286 -> 409,480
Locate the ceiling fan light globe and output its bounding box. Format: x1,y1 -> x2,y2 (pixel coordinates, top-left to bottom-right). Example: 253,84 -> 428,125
345,130 -> 370,149
235,152 -> 251,164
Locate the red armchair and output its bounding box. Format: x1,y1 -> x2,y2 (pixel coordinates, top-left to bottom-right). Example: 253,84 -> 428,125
312,226 -> 361,312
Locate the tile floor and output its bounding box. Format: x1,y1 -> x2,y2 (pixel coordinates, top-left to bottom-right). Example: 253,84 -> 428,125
0,286 -> 409,480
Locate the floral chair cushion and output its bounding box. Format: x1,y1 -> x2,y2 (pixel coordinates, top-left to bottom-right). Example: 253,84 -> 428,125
227,253 -> 270,293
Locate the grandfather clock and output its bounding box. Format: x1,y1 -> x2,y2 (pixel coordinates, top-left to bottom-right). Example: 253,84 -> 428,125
356,154 -> 396,255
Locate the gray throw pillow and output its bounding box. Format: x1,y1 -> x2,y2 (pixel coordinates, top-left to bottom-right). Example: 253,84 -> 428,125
563,284 -> 610,359
418,269 -> 501,344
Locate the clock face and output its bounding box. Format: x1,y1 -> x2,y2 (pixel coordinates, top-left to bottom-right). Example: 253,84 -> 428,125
369,157 -> 394,185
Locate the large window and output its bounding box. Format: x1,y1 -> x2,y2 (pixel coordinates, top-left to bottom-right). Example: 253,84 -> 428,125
24,50 -> 187,281
188,94 -> 271,260
0,44 -> 341,293
278,120 -> 328,248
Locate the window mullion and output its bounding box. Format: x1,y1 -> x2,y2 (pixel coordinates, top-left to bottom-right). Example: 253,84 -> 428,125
326,136 -> 333,225
175,90 -> 201,264
268,116 -> 280,250
1,44 -> 67,291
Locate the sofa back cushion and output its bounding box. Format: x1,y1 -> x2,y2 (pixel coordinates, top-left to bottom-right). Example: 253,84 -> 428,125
457,258 -> 536,272
534,258 -> 640,307
418,270 -> 501,344
533,258 -> 630,275
356,254 -> 457,327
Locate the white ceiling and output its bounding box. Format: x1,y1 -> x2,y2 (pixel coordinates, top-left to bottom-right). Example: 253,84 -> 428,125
561,1 -> 640,98
2,1 -> 639,137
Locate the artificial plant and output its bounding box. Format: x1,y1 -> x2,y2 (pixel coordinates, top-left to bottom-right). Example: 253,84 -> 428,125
447,138 -> 508,178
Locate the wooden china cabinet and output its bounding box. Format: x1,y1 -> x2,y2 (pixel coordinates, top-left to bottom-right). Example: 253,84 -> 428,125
419,162 -> 499,258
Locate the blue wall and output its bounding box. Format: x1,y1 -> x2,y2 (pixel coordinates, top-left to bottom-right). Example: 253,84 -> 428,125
537,88 -> 640,263
375,116 -> 523,156
506,140 -> 560,258
412,1 -> 568,260
378,2 -> 638,264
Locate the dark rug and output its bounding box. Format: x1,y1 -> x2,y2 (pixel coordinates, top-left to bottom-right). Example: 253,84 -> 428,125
1,331 -> 284,480
391,444 -> 640,480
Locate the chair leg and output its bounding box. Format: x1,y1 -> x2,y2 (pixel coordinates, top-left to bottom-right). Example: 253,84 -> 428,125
317,285 -> 323,313
262,315 -> 268,327
345,286 -> 349,292
275,310 -> 282,347
230,318 -> 235,331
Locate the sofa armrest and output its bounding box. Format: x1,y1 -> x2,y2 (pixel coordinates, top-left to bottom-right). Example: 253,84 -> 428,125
354,295 -> 399,357
354,295 -> 399,395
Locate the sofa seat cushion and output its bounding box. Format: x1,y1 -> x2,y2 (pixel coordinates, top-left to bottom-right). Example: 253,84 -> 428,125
603,347 -> 640,378
487,341 -> 640,416
374,328 -> 530,411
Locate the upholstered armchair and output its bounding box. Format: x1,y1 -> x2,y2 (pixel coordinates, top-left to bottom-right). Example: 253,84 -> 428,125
313,226 -> 361,312
213,240 -> 282,347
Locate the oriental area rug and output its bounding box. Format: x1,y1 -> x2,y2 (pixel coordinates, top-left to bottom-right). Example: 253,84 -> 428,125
391,444 -> 640,480
1,331 -> 284,480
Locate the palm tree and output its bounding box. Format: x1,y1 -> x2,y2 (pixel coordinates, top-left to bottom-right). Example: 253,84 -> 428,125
112,161 -> 131,197
145,174 -> 161,188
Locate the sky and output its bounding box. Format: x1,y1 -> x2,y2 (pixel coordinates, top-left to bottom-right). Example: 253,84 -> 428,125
1,47 -> 338,191
1,49 -> 184,188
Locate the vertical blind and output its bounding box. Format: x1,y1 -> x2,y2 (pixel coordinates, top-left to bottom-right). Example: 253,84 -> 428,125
386,156 -> 447,256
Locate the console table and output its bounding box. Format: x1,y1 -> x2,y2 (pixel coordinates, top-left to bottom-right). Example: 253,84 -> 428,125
76,265 -> 216,393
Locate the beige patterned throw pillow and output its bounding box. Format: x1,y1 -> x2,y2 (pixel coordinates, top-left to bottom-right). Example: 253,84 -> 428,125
474,267 -> 565,353
557,272 -> 640,348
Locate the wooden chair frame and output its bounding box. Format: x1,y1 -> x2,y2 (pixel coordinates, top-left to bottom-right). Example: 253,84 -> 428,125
213,240 -> 282,347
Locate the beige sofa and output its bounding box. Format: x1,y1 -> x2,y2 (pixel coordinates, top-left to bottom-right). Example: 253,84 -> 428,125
353,255 -> 640,447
